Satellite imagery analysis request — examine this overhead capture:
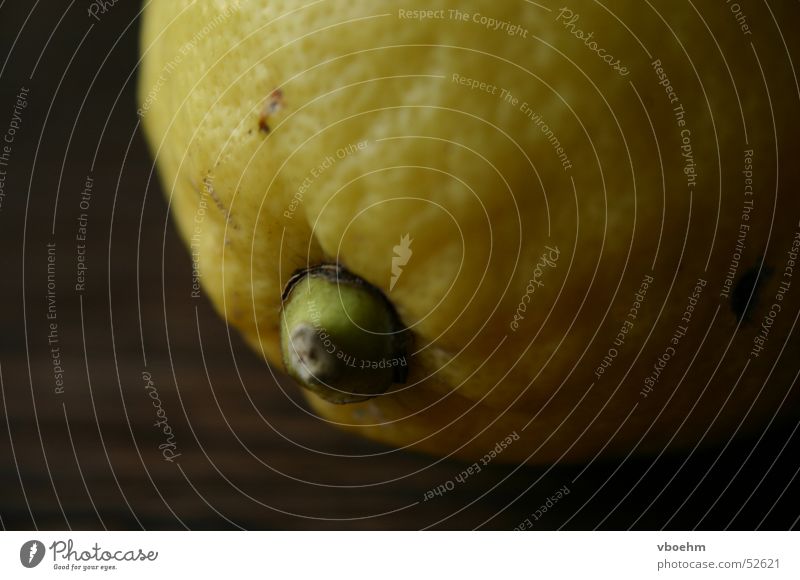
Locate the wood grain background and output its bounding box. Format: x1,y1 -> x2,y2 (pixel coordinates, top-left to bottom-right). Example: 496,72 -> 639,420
0,1 -> 797,530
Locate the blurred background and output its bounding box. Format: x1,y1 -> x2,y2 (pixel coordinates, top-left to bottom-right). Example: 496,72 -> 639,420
0,1 -> 798,530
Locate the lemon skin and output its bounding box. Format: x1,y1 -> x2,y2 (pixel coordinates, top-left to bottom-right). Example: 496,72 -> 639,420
140,0 -> 800,463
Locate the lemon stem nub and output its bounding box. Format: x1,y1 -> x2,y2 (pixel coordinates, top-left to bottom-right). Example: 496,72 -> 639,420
287,323 -> 342,384
280,264 -> 408,404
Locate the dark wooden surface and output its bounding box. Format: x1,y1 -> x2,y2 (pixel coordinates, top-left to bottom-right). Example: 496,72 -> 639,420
0,1 -> 798,530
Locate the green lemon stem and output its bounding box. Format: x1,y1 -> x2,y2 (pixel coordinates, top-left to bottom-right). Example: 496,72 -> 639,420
280,264 -> 408,404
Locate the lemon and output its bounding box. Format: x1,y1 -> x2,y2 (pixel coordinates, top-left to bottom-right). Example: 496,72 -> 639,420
140,0 -> 800,463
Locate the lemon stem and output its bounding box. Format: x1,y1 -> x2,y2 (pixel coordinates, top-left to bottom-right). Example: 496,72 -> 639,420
287,323 -> 342,384
280,264 -> 408,404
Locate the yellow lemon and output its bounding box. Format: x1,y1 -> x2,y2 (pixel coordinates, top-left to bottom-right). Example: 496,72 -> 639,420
139,0 -> 800,463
